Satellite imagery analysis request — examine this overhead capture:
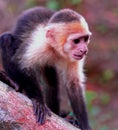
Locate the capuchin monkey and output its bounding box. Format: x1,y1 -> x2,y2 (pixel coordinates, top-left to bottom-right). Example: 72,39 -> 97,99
0,7 -> 92,130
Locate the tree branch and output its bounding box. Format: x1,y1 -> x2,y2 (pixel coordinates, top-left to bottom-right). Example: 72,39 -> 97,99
0,81 -> 80,130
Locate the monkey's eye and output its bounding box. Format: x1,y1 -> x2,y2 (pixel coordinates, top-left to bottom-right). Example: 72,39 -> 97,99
73,38 -> 80,44
84,35 -> 89,42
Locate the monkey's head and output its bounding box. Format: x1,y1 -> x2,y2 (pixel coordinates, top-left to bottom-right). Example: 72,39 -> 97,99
45,9 -> 91,61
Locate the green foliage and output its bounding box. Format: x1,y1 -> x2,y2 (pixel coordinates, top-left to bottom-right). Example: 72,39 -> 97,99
91,106 -> 100,116
99,92 -> 110,105
100,126 -> 108,130
86,91 -> 97,110
46,0 -> 60,10
25,0 -> 37,8
46,0 -> 82,10
96,23 -> 108,34
102,69 -> 114,83
86,91 -> 112,130
86,91 -> 111,110
71,0 -> 82,5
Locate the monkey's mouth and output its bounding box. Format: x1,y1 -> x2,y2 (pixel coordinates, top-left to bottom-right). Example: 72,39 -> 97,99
73,54 -> 83,60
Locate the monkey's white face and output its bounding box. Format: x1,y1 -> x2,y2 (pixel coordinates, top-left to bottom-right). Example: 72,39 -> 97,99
64,33 -> 91,61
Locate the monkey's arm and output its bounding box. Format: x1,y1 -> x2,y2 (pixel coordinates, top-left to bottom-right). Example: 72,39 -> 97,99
43,66 -> 60,114
11,68 -> 51,124
0,33 -> 19,91
66,78 -> 91,130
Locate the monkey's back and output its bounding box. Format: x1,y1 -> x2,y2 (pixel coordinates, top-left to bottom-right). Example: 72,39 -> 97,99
0,7 -> 55,80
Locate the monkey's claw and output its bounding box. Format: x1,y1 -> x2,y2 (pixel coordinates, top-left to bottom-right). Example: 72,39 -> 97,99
32,99 -> 51,125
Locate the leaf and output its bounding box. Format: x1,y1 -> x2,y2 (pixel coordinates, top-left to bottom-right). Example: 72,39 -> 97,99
86,91 -> 97,104
46,0 -> 59,10
102,69 -> 114,82
100,93 -> 110,105
86,91 -> 97,110
91,106 -> 100,116
71,0 -> 82,5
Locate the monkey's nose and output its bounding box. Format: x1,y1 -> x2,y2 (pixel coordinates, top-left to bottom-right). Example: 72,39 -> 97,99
79,49 -> 88,55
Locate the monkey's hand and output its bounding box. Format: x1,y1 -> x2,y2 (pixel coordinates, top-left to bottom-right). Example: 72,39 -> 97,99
32,99 -> 51,124
0,33 -> 15,48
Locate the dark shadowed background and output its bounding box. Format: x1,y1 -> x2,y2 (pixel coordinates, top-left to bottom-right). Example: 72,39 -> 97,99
0,0 -> 118,130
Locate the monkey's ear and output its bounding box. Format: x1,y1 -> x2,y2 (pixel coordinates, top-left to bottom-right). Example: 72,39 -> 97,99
45,26 -> 56,41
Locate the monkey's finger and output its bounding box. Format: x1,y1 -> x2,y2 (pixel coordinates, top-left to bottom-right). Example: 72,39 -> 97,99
40,106 -> 51,124
39,107 -> 46,125
32,99 -> 37,115
37,104 -> 45,124
36,105 -> 41,123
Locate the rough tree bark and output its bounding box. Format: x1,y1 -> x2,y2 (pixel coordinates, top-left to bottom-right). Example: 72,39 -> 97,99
0,81 -> 80,130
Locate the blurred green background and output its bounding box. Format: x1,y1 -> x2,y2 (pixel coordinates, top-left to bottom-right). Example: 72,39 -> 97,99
0,0 -> 118,130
